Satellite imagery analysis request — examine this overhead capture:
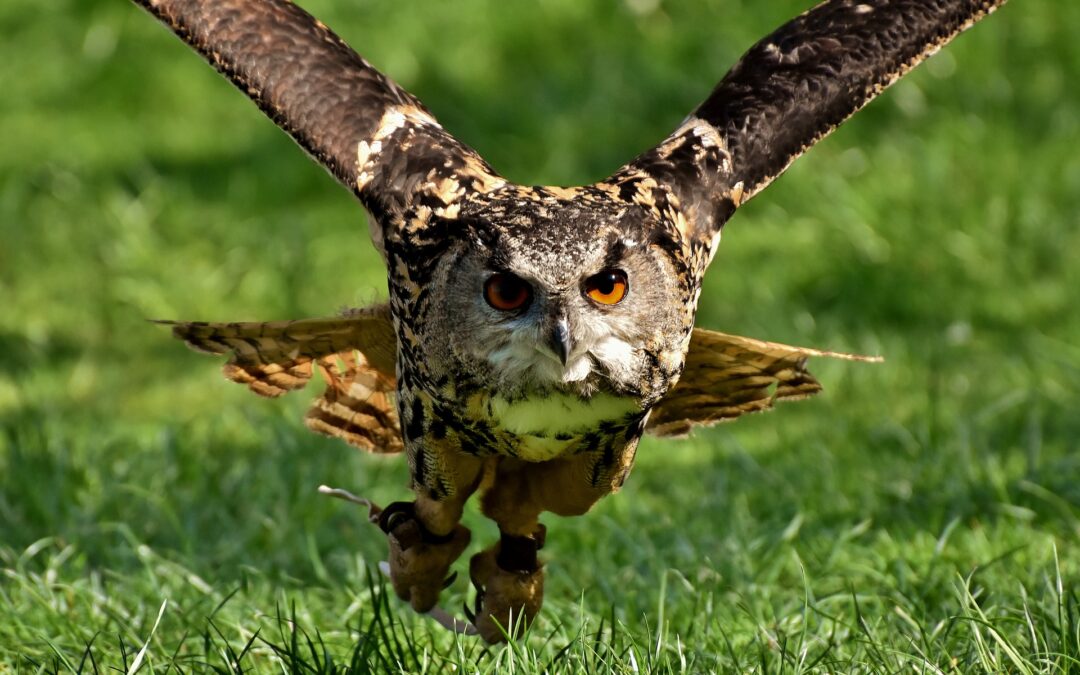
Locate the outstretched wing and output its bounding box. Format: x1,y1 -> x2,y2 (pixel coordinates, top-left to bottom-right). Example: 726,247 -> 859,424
131,0 -> 506,251
161,304 -> 404,453
647,328 -> 881,437
609,0 -> 1007,250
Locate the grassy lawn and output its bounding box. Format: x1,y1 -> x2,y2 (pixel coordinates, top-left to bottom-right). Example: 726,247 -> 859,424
2,0 -> 1078,671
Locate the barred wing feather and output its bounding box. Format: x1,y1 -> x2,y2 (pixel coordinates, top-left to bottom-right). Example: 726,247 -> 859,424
648,328 -> 881,437
159,304 -> 403,453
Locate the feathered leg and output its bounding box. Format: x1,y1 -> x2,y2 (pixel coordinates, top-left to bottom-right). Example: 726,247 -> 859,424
381,451 -> 484,615
471,442 -> 638,643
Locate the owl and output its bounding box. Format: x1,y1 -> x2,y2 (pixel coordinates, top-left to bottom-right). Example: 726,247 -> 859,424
134,0 -> 1006,642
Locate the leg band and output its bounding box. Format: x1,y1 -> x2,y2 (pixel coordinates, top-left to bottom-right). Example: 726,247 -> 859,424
495,526 -> 546,573
378,501 -> 455,549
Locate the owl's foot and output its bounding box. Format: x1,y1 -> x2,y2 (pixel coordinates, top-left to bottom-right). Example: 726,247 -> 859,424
378,501 -> 472,613
318,488 -> 471,616
467,526 -> 546,643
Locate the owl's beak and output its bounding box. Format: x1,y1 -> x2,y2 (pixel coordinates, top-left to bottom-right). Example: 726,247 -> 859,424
549,316 -> 572,366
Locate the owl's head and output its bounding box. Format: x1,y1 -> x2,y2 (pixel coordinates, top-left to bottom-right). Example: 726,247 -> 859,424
424,190 -> 694,401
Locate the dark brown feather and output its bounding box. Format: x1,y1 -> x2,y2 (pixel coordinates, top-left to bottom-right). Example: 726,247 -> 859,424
130,0 -> 502,230
620,0 -> 1008,246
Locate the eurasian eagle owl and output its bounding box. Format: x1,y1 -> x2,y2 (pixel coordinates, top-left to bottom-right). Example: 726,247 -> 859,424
133,0 -> 1006,642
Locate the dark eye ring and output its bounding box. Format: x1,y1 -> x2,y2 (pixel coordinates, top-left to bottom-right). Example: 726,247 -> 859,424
583,269 -> 629,306
484,272 -> 532,311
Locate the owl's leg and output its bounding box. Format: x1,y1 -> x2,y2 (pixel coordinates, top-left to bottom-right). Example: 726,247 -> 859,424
380,450 -> 484,615
470,444 -> 636,642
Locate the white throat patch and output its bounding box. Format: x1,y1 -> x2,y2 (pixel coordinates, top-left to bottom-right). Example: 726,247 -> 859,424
481,391 -> 638,461
485,333 -> 637,389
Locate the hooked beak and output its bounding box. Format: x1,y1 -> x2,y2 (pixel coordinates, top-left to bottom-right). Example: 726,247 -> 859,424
549,315 -> 572,366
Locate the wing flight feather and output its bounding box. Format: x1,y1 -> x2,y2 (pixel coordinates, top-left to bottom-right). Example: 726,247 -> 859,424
160,303 -> 403,453
613,0 -> 1008,251
647,328 -> 881,437
132,0 -> 505,250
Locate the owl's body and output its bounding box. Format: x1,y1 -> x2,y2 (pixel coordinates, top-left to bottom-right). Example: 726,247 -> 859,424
389,183 -> 700,498
137,0 -> 1007,642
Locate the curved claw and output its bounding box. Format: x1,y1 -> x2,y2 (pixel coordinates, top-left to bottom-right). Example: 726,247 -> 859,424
470,575 -> 485,622
378,561 -> 479,636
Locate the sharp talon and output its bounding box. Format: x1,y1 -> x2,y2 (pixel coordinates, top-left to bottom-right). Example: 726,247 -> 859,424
463,601 -> 476,624
473,585 -> 485,618
442,570 -> 458,589
469,557 -> 488,617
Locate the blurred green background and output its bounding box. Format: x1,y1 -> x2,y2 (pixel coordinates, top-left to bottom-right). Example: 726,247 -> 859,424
1,0 -> 1078,670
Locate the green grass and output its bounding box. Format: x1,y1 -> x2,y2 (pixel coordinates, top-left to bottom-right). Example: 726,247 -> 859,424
2,0 -> 1079,671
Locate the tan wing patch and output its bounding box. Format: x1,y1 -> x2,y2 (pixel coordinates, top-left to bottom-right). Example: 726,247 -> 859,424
305,349 -> 402,454
159,303 -> 402,453
647,328 -> 881,437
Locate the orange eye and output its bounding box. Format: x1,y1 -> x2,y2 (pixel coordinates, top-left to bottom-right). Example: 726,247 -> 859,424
584,269 -> 629,305
484,273 -> 532,311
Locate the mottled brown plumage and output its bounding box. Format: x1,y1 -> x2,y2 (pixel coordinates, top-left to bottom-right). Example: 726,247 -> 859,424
133,0 -> 1007,641
159,305 -> 401,452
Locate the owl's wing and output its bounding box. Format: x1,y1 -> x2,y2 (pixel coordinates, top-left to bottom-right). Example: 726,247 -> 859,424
646,328 -> 881,437
160,303 -> 403,453
606,0 -> 1006,249
132,0 -> 506,251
